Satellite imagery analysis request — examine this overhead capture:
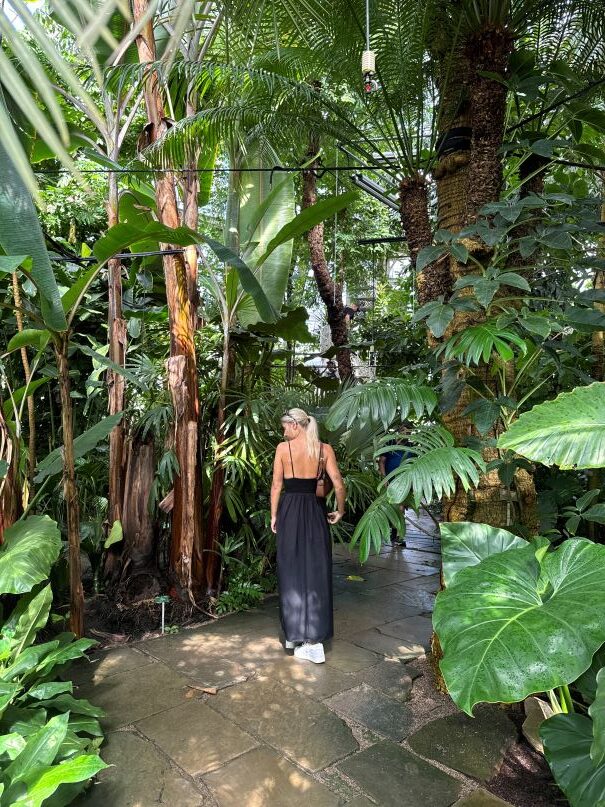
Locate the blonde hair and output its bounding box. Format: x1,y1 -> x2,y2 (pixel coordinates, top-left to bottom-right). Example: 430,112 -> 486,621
281,408 -> 321,459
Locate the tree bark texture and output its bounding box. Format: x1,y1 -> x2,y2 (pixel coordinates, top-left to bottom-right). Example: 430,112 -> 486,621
104,170 -> 127,582
464,26 -> 513,223
435,25 -> 536,534
133,0 -> 202,596
0,408 -> 20,542
56,337 -> 84,637
302,139 -> 352,380
122,435 -> 156,569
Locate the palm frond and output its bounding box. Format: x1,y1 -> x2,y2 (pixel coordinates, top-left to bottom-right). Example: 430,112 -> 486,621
380,425 -> 485,508
326,377 -> 437,431
350,492 -> 406,562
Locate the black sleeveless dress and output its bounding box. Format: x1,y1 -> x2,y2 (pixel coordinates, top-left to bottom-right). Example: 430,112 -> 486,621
276,443 -> 333,644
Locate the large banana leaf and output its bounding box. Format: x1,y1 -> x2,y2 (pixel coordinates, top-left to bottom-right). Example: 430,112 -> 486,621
0,137 -> 66,332
0,517 -> 61,595
498,382 -> 605,469
326,378 -> 437,431
434,539 -> 605,715
35,412 -> 123,482
238,171 -> 296,326
439,521 -> 526,586
2,585 -> 53,658
541,714 -> 605,807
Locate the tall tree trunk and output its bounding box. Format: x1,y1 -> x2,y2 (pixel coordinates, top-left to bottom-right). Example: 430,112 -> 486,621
122,435 -> 155,569
104,168 -> 127,582
55,336 -> 84,637
0,407 -> 20,542
133,0 -> 202,597
399,175 -> 439,305
302,137 -> 352,380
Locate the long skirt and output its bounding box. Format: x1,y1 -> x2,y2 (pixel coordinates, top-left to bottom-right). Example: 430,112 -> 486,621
276,481 -> 333,644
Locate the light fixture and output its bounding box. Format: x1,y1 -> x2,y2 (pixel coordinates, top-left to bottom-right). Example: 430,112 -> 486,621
362,0 -> 378,93
351,174 -> 399,212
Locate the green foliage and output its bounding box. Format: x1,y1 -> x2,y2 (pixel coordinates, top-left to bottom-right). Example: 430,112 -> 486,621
434,531 -> 605,715
382,426 -> 485,510
349,494 -> 406,564
0,517 -> 61,596
541,715 -> 605,807
498,383 -> 605,469
326,378 -> 437,431
0,517 -> 105,805
439,521 -> 526,587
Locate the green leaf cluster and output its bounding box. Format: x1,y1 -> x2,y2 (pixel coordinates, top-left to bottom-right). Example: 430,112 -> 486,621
0,518 -> 106,805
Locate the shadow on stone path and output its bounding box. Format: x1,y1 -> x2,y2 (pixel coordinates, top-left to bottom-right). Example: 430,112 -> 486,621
73,512 -> 516,807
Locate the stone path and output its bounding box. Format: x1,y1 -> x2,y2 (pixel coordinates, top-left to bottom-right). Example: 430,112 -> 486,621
74,513 -> 516,806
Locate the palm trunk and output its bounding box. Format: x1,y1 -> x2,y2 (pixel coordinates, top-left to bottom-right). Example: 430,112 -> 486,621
464,26 -> 513,223
302,138 -> 352,380
398,175 -> 442,305
104,168 -> 127,581
55,336 -> 84,637
133,0 -> 202,597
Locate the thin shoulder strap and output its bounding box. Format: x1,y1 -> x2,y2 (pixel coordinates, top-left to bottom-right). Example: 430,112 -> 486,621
317,442 -> 323,475
287,441 -> 295,476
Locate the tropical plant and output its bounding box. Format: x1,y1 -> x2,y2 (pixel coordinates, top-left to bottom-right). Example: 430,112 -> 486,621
435,381 -> 605,806
0,515 -> 106,805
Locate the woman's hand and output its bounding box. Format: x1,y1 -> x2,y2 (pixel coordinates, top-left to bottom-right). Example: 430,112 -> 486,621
271,515 -> 277,534
327,511 -> 344,525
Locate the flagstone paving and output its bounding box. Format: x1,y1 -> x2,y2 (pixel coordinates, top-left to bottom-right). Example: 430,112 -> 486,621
74,512 -> 516,806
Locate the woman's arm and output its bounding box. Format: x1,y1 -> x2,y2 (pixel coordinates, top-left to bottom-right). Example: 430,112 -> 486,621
325,444 -> 346,523
270,444 -> 284,533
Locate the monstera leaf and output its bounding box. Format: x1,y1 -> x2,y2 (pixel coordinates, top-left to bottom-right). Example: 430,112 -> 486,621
440,522 -> 526,586
498,382 -> 605,469
434,539 -> 605,715
541,714 -> 605,807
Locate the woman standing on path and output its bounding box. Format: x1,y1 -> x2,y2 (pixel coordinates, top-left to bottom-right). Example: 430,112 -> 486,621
271,408 -> 346,664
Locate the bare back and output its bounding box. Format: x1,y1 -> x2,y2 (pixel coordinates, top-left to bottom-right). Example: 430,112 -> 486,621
280,439 -> 320,480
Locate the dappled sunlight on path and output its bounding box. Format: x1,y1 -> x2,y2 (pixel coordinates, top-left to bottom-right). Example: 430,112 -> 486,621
72,511 -> 516,806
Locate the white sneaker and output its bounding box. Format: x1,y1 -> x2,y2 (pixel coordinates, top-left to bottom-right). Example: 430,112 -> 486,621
285,640 -> 296,649
294,642 -> 325,664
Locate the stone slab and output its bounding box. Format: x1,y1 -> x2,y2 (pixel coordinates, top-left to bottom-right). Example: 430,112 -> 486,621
136,699 -> 257,775
403,574 -> 441,592
344,798 -> 375,807
378,615 -> 433,651
386,585 -> 437,612
203,747 -> 341,806
354,659 -> 413,702
324,683 -> 415,740
407,706 -> 517,781
76,730 -> 203,806
257,657 -> 355,699
141,618 -> 284,680
454,788 -> 515,806
324,640 -> 381,673
75,662 -> 194,730
347,628 -> 424,660
68,646 -> 154,687
339,740 -> 462,806
209,678 -> 357,771
350,569 -> 429,589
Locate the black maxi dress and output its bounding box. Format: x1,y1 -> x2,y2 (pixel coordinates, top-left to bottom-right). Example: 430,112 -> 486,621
276,442 -> 333,644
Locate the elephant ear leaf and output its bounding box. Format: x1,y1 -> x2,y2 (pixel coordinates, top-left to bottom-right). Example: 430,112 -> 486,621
541,714 -> 605,807
498,382 -> 605,469
434,539 -> 605,715
589,668 -> 605,766
439,522 -> 526,586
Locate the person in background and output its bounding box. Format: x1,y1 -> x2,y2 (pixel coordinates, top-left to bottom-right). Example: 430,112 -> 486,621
378,421 -> 414,547
343,302 -> 359,327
